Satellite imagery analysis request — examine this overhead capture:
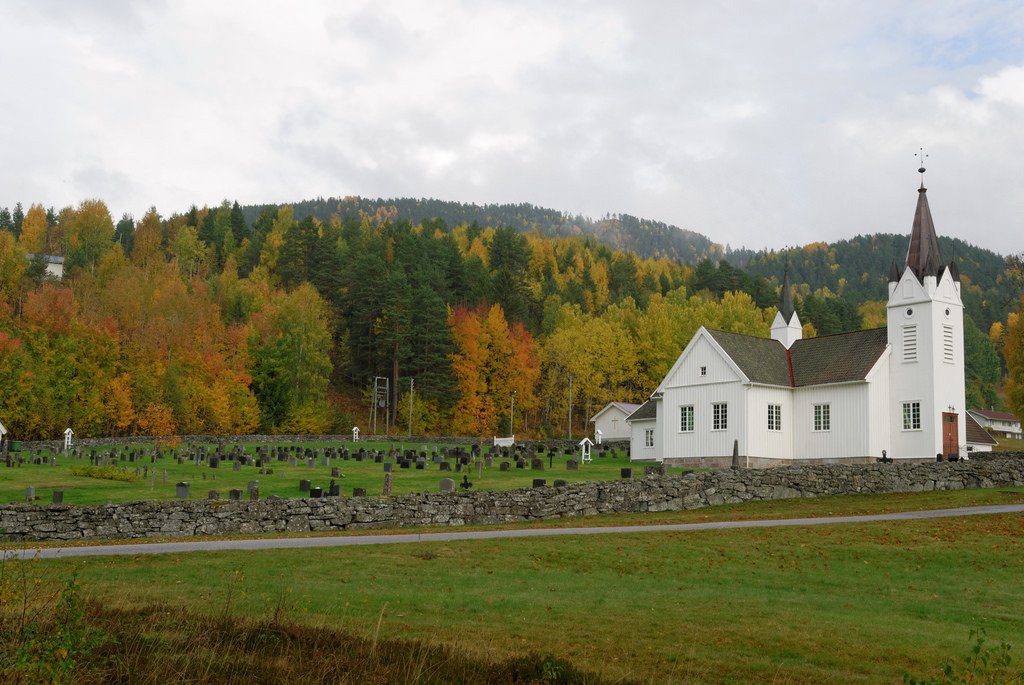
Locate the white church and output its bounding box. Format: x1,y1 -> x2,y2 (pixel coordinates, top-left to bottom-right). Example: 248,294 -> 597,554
627,174 -> 989,467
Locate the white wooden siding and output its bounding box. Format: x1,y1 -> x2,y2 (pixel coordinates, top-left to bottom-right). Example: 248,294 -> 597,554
793,384 -> 871,458
745,386 -> 794,459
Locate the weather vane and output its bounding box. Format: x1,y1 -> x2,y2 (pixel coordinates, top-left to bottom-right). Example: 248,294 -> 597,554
915,147 -> 928,181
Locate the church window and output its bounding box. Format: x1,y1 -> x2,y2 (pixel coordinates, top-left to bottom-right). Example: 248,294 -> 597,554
903,325 -> 918,362
680,405 -> 694,432
902,401 -> 921,430
768,404 -> 781,431
712,403 -> 728,431
813,404 -> 830,431
942,325 -> 954,364
644,429 -> 654,448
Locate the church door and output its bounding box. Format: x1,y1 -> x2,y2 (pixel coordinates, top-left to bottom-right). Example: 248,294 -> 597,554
942,412 -> 959,458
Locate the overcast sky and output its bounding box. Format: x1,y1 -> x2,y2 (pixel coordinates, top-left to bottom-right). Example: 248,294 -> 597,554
2,1 -> 1023,255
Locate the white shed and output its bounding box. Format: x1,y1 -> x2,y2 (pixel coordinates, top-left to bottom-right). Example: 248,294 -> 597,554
589,402 -> 640,441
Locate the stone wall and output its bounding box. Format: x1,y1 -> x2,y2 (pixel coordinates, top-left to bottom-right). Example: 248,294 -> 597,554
2,457 -> 1022,542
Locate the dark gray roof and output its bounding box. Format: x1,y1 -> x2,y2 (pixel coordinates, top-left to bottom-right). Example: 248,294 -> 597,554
789,328 -> 889,386
705,327 -> 888,388
625,399 -> 657,421
705,329 -> 792,386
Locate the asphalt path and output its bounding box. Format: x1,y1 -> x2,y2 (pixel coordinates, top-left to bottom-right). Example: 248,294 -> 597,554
4,503 -> 1023,561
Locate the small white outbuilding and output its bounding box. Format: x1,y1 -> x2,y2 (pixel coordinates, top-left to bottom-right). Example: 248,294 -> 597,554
589,402 -> 640,441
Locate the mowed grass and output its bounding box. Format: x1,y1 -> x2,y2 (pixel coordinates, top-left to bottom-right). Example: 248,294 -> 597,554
20,497 -> 1024,683
0,440 -> 653,505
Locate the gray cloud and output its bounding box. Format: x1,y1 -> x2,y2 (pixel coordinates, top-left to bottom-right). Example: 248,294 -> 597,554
1,1 -> 1022,254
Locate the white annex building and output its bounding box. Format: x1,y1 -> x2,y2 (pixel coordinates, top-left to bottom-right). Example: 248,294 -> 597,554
590,402 -> 641,441
628,176 -> 989,467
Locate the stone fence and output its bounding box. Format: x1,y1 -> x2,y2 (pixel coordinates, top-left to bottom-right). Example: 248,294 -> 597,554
2,457 -> 1022,542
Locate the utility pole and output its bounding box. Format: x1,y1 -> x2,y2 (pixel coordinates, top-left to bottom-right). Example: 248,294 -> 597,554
568,374 -> 573,441
510,390 -> 516,437
408,378 -> 414,439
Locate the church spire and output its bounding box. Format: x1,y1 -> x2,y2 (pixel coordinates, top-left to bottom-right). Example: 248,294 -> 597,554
905,154 -> 943,282
779,269 -> 795,324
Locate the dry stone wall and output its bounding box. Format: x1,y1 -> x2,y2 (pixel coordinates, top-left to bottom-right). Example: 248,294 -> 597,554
2,457 -> 1022,542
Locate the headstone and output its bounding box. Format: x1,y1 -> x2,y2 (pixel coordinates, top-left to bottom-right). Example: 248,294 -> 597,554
532,479 -> 546,488
459,475 -> 473,490
515,459 -> 526,469
620,468 -> 632,479
176,482 -> 190,499
208,490 -> 220,500
233,461 -> 241,472
645,465 -> 665,477
310,487 -> 323,498
328,481 -> 341,497
439,461 -> 450,471
553,479 -> 568,487
566,459 -> 579,471
500,461 -> 510,472
299,479 -> 311,492
352,487 -> 367,497
439,478 -> 455,493
415,459 -> 425,470
331,467 -> 341,478
382,472 -> 393,496
229,489 -> 242,501
531,458 -> 544,471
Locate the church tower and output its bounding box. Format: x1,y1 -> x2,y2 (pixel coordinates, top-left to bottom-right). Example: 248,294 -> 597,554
770,270 -> 802,349
887,167 -> 966,459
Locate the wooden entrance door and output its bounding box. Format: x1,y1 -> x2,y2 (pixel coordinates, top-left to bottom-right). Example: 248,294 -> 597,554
942,412 -> 959,458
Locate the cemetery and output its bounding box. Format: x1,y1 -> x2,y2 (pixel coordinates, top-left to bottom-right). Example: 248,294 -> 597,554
0,436 -> 646,507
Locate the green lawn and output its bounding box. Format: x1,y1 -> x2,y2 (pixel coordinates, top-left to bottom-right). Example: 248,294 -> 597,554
11,491 -> 1024,683
0,440 -> 659,505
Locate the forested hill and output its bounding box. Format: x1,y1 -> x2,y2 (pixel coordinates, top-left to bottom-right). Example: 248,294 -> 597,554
725,234 -> 1016,332
241,196 -> 719,265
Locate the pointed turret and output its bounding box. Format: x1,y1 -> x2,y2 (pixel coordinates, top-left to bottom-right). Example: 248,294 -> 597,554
779,270 -> 795,324
771,269 -> 802,349
905,183 -> 944,282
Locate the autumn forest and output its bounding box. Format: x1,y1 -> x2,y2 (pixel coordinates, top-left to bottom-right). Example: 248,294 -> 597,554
0,197 -> 1021,441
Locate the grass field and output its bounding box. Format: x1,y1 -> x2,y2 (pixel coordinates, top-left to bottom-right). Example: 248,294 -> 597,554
5,488 -> 1024,683
0,440 -> 657,505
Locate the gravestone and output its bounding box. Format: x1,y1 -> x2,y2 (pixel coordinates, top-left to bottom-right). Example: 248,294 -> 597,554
307,458 -> 316,469
645,465 -> 665,477
289,457 -> 297,467
176,482 -> 190,499
484,456 -> 493,468
331,467 -> 341,477
566,459 -> 579,471
459,475 -> 473,490
384,462 -> 393,473
531,458 -> 544,471
328,480 -> 341,497
51,490 -> 64,504
299,479 -> 311,492
309,487 -> 323,498
352,487 -> 367,497
439,461 -> 450,471
620,468 -> 632,479
499,462 -> 510,472
515,459 -> 526,469
229,489 -> 242,501
209,456 -> 220,468
208,490 -> 220,500
439,478 -> 455,493
415,459 -> 425,470
233,461 -> 241,472
553,479 -> 568,487
532,479 -> 546,488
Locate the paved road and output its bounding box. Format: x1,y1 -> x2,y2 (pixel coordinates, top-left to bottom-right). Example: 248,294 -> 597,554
5,503 -> 1023,561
